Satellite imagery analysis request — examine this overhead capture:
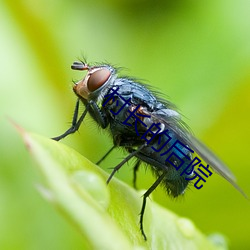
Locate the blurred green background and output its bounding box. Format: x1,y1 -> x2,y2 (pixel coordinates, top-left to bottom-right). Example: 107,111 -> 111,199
1,0 -> 250,249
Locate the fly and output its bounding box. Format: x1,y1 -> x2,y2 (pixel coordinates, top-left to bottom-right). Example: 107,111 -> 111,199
52,60 -> 247,240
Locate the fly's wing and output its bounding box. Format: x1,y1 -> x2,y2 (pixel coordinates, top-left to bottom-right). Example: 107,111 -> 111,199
187,134 -> 247,198
149,108 -> 248,199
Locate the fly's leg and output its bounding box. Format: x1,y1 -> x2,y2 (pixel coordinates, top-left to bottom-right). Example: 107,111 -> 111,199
96,145 -> 116,165
140,173 -> 166,240
107,144 -> 146,184
52,99 -> 88,141
52,99 -> 108,141
89,100 -> 107,129
133,160 -> 141,189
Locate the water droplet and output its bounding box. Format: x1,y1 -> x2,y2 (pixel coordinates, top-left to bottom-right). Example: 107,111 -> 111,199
177,217 -> 196,238
71,170 -> 110,209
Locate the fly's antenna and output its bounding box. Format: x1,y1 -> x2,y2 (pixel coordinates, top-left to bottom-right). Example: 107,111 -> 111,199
71,61 -> 89,71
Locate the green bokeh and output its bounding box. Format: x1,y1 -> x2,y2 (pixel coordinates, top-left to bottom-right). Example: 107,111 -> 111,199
0,1 -> 249,249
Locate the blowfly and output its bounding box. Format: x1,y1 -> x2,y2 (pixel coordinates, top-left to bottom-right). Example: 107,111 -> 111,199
52,60 -> 246,240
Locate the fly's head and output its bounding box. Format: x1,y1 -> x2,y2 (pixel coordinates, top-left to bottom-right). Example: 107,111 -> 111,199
72,61 -> 116,101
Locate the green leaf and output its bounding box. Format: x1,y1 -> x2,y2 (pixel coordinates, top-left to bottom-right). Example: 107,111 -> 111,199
19,128 -> 227,250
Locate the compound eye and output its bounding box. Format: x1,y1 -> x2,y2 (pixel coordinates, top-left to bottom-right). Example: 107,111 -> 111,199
87,68 -> 111,92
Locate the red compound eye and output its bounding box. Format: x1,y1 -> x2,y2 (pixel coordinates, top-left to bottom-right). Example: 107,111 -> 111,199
87,68 -> 111,92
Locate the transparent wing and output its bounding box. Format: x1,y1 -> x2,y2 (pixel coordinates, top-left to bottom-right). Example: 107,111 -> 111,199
149,108 -> 248,198
187,133 -> 247,198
